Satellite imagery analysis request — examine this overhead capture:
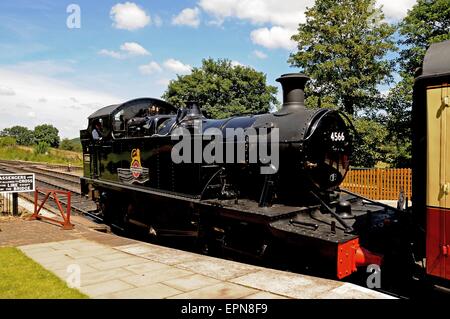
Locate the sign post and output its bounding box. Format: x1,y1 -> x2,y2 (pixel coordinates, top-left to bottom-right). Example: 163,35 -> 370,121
0,173 -> 35,215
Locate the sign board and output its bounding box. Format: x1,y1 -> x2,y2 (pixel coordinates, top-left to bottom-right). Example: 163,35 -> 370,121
0,173 -> 35,193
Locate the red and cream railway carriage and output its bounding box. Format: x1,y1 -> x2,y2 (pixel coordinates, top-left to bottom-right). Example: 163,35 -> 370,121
413,40 -> 450,283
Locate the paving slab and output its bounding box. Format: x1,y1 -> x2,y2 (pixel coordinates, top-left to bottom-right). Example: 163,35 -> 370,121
116,243 -> 162,255
65,247 -> 116,259
125,261 -> 171,275
317,283 -> 396,299
230,269 -> 342,299
243,292 -> 289,299
78,268 -> 136,286
99,283 -> 182,299
163,274 -> 221,292
17,236 -> 394,299
175,258 -> 261,281
51,264 -> 98,277
115,244 -> 202,265
89,256 -> 148,271
80,279 -> 135,297
169,282 -> 258,299
96,251 -> 134,261
122,268 -> 194,287
44,256 -> 104,272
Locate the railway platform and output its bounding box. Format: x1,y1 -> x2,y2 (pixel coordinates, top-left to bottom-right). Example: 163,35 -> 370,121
1,212 -> 394,299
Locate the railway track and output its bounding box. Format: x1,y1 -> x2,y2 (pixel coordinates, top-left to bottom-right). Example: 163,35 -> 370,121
0,161 -> 101,223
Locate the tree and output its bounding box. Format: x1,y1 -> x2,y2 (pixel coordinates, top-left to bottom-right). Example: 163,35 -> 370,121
33,124 -> 60,148
382,77 -> 414,167
288,0 -> 396,115
351,117 -> 389,167
162,58 -> 278,119
0,125 -> 34,146
398,0 -> 450,75
60,138 -> 82,152
383,0 -> 450,167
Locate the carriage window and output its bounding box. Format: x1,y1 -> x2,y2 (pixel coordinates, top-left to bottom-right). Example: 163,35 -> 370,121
113,110 -> 125,132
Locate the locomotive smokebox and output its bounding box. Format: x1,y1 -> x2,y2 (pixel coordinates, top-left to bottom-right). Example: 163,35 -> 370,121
276,73 -> 309,114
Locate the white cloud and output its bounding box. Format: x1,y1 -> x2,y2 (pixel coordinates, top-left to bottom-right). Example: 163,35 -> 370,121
98,49 -> 123,59
163,59 -> 192,74
110,2 -> 151,30
172,7 -> 201,28
198,0 -> 313,29
0,86 -> 15,96
253,50 -> 268,59
231,60 -> 244,67
139,61 -> 163,75
197,0 -> 309,51
0,67 -> 121,138
198,0 -> 416,50
199,0 -> 415,26
120,42 -> 150,56
251,26 -> 297,50
376,0 -> 417,20
99,42 -> 150,59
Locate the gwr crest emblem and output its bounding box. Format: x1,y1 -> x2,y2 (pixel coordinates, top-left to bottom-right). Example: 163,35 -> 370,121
131,149 -> 142,178
118,148 -> 150,184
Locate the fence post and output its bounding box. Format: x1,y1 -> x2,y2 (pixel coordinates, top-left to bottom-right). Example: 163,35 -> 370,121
376,169 -> 380,200
12,193 -> 18,216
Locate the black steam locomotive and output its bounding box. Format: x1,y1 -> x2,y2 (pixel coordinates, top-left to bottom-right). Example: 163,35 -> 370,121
80,73 -> 408,280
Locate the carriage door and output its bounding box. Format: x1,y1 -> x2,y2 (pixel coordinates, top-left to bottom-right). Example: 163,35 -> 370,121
426,85 -> 450,280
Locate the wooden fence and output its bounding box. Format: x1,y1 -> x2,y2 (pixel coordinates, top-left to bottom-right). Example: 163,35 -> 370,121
341,168 -> 412,200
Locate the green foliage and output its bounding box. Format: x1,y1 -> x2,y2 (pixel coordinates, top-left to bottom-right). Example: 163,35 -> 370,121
0,247 -> 87,299
34,141 -> 50,155
382,77 -> 413,167
380,0 -> 450,167
33,124 -> 60,148
0,125 -> 34,146
351,117 -> 389,167
383,139 -> 412,168
398,0 -> 450,74
289,0 -> 396,115
0,136 -> 16,147
162,58 -> 279,119
60,138 -> 82,152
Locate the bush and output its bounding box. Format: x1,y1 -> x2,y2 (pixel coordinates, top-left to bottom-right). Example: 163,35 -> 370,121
34,141 -> 50,155
59,138 -> 82,152
0,137 -> 16,147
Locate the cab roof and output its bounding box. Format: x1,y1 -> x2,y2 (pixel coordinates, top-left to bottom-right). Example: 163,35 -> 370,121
88,98 -> 177,120
420,40 -> 450,79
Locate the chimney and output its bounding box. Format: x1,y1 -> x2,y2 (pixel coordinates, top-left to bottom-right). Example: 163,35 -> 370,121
276,73 -> 309,114
185,101 -> 203,118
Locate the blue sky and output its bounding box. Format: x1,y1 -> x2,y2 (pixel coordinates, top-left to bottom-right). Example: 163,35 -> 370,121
0,0 -> 416,138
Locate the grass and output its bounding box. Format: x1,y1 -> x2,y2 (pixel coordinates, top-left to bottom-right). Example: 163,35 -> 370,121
0,247 -> 88,299
0,145 -> 82,166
